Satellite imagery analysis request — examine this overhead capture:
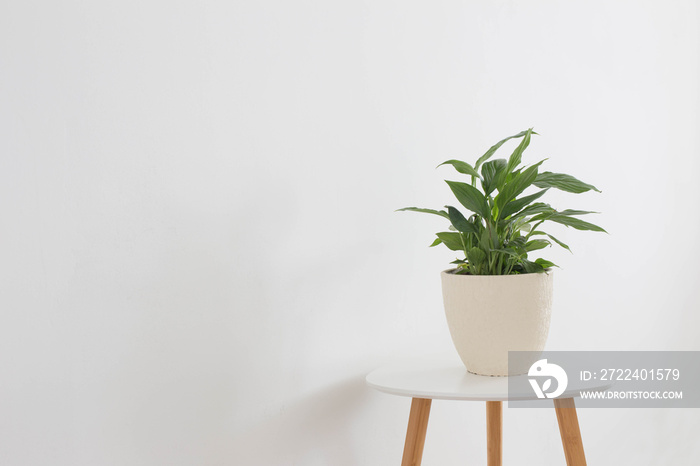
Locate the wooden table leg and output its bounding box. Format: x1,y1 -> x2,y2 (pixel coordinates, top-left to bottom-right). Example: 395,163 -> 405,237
554,398 -> 587,466
401,398 -> 432,466
486,401 -> 502,466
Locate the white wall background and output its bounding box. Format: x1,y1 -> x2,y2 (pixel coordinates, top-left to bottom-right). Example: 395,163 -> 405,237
1,1 -> 699,464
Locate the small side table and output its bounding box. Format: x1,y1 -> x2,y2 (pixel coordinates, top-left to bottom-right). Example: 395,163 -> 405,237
367,360 -> 602,466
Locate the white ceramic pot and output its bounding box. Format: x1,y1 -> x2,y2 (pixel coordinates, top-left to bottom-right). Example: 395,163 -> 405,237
441,269 -> 553,376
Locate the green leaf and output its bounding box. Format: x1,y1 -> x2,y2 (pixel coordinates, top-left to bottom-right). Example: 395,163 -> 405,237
436,232 -> 465,251
467,246 -> 487,263
516,222 -> 532,234
446,206 -> 479,234
499,188 -> 549,220
558,209 -> 598,216
547,214 -> 607,232
545,233 -> 571,252
480,158 -> 507,196
396,207 -> 450,219
505,128 -> 534,174
467,247 -> 487,274
492,247 -> 521,258
508,236 -> 527,250
438,160 -> 481,179
535,258 -> 557,269
475,130 -> 531,170
495,160 -> 544,213
429,237 -> 442,247
476,225 -> 500,253
445,180 -> 491,219
521,260 -> 545,273
533,172 -> 601,193
525,239 -> 550,252
512,202 -> 555,220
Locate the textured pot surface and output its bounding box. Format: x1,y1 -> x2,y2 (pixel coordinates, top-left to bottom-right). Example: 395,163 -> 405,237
441,270 -> 553,376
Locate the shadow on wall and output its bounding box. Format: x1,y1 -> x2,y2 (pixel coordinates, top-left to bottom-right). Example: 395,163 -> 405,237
231,375 -> 370,466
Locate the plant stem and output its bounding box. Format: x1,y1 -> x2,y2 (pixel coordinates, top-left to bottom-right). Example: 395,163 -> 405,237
526,220 -> 545,241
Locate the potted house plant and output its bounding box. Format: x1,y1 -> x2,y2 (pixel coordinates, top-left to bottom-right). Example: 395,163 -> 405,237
399,128 -> 605,376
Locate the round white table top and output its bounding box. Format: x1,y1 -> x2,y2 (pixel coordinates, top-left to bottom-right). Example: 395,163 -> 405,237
366,359 -> 611,401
